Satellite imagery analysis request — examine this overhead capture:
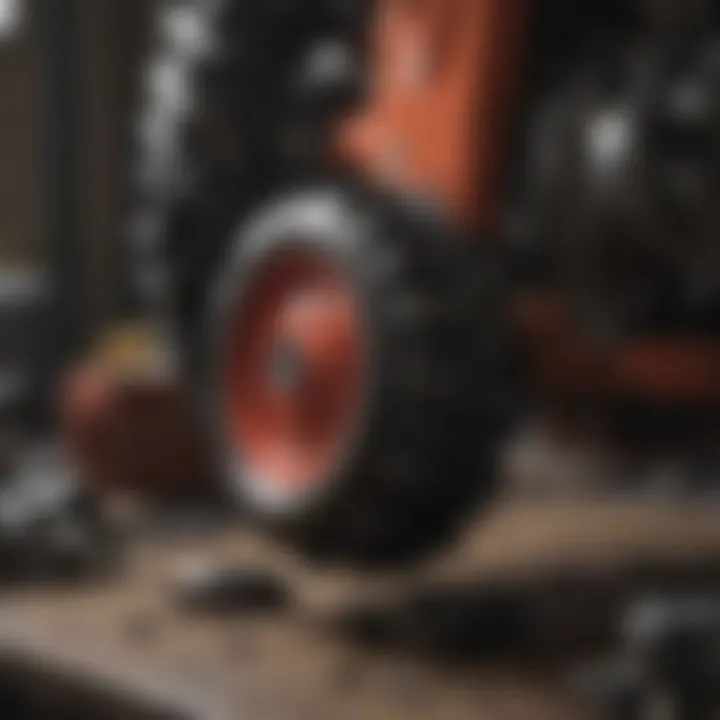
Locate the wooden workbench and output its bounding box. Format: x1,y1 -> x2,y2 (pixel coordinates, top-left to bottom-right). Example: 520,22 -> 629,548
1,499 -> 719,719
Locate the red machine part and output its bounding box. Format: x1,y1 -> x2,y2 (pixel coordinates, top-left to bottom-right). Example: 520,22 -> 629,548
335,0 -> 527,229
223,250 -> 366,492
336,0 -> 719,404
61,364 -> 215,499
516,298 -> 720,402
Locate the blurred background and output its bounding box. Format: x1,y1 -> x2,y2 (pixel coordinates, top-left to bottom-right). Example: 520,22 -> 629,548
0,1 -> 718,718
0,0 -> 154,427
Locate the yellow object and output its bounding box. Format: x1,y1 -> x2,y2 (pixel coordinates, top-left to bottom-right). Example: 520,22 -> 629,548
91,323 -> 167,378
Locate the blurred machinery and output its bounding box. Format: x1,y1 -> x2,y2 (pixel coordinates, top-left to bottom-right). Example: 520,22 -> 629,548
63,0 -> 708,561
580,593 -> 720,720
109,0 -> 720,562
0,2 -> 715,718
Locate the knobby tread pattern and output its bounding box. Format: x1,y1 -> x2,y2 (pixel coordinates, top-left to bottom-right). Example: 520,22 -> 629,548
133,2 -> 507,565
212,186 -> 507,566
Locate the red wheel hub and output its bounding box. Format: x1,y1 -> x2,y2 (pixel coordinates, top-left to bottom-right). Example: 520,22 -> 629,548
223,249 -> 365,493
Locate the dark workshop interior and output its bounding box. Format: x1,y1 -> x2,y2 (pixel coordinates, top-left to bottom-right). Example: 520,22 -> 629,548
0,1 -> 718,718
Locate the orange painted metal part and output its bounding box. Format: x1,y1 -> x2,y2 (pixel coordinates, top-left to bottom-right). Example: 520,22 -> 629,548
336,0 -> 527,229
223,251 -> 365,489
335,0 -> 718,404
515,297 -> 720,402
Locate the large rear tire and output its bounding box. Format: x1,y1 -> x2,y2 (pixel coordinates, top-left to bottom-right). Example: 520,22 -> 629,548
210,186 -> 506,565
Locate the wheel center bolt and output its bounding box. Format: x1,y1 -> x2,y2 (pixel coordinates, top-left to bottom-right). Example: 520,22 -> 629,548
269,341 -> 307,396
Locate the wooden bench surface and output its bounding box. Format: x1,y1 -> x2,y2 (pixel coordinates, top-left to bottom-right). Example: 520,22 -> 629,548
1,499 -> 719,719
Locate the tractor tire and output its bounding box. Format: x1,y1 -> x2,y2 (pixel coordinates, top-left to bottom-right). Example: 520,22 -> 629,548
209,185 -> 507,565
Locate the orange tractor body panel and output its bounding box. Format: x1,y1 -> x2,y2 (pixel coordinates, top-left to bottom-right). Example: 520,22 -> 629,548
337,0 -> 720,403
336,0 -> 527,230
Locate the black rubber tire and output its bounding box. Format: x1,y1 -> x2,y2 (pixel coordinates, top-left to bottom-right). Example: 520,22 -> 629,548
209,185 -> 508,566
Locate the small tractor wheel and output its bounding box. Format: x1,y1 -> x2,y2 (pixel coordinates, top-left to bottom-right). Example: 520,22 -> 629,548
209,186 -> 506,565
